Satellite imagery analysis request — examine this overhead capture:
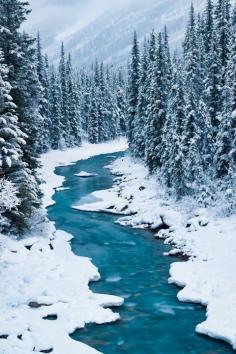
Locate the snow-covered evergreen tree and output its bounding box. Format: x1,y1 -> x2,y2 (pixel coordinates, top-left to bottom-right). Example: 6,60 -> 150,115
80,71 -> 92,138
88,86 -> 99,144
127,32 -> 140,152
0,51 -> 25,175
204,0 -> 214,53
36,33 -> 51,153
0,49 -> 29,229
215,0 -> 231,73
215,74 -> 234,177
146,32 -> 169,171
59,42 -> 70,147
181,4 -> 202,190
133,39 -> 149,159
116,71 -> 127,136
50,68 -> 64,150
204,30 -> 222,138
104,64 -> 119,141
161,59 -> 186,197
67,54 -> 82,146
0,178 -> 20,232
0,0 -> 42,229
228,17 -> 236,171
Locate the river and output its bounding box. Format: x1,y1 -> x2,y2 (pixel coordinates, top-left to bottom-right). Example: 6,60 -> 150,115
48,152 -> 234,354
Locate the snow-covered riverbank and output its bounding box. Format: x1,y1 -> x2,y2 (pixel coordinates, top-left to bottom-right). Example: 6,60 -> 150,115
75,155 -> 236,350
0,139 -> 127,354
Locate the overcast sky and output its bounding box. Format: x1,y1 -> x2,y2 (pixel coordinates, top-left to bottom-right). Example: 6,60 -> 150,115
25,0 -> 236,41
25,0 -> 235,60
25,0 -> 134,43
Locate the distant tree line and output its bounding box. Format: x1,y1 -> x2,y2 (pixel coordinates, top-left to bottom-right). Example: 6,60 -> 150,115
127,0 -> 236,213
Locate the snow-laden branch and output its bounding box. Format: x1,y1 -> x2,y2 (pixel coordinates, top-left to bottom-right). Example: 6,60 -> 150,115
0,178 -> 20,215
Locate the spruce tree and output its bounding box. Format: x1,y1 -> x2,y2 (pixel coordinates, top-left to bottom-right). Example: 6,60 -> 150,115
161,59 -> 186,196
80,70 -> 91,137
59,42 -> 70,147
104,64 -> 119,141
0,51 -> 28,230
50,68 -> 63,150
36,33 -> 51,153
163,26 -> 172,90
215,0 -> 231,70
0,0 -> 42,229
88,86 -> 99,144
182,4 -> 202,189
204,0 -> 214,53
116,70 -> 127,135
67,54 -> 82,146
127,32 -> 140,152
133,39 -> 149,159
228,18 -> 236,171
146,32 -> 168,171
98,62 -> 107,142
204,30 -> 222,138
215,83 -> 234,177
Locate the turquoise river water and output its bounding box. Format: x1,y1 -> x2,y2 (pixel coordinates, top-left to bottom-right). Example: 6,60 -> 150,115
47,152 -> 234,354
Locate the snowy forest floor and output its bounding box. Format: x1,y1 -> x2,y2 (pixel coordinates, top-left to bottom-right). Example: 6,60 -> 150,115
75,154 -> 236,351
0,139 -> 127,354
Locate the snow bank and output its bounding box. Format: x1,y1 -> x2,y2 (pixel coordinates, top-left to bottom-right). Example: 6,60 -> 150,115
74,171 -> 98,178
72,189 -> 128,214
0,139 -> 127,354
56,187 -> 70,192
82,155 -> 236,350
0,226 -> 123,354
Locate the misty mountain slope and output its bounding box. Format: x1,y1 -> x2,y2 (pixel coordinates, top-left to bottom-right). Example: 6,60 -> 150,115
64,0 -> 205,66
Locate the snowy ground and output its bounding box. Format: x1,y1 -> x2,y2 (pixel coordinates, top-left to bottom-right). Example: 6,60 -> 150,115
74,155 -> 236,350
0,139 -> 127,354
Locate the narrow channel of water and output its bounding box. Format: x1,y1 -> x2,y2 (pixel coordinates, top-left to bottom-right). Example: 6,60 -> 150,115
48,152 -> 234,354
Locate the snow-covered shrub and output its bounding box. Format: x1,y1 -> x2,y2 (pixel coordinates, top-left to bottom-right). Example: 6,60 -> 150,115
213,176 -> 236,217
0,178 -> 20,232
194,173 -> 236,217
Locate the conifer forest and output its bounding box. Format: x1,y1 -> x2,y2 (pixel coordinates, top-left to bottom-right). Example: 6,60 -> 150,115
0,1 -> 236,354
